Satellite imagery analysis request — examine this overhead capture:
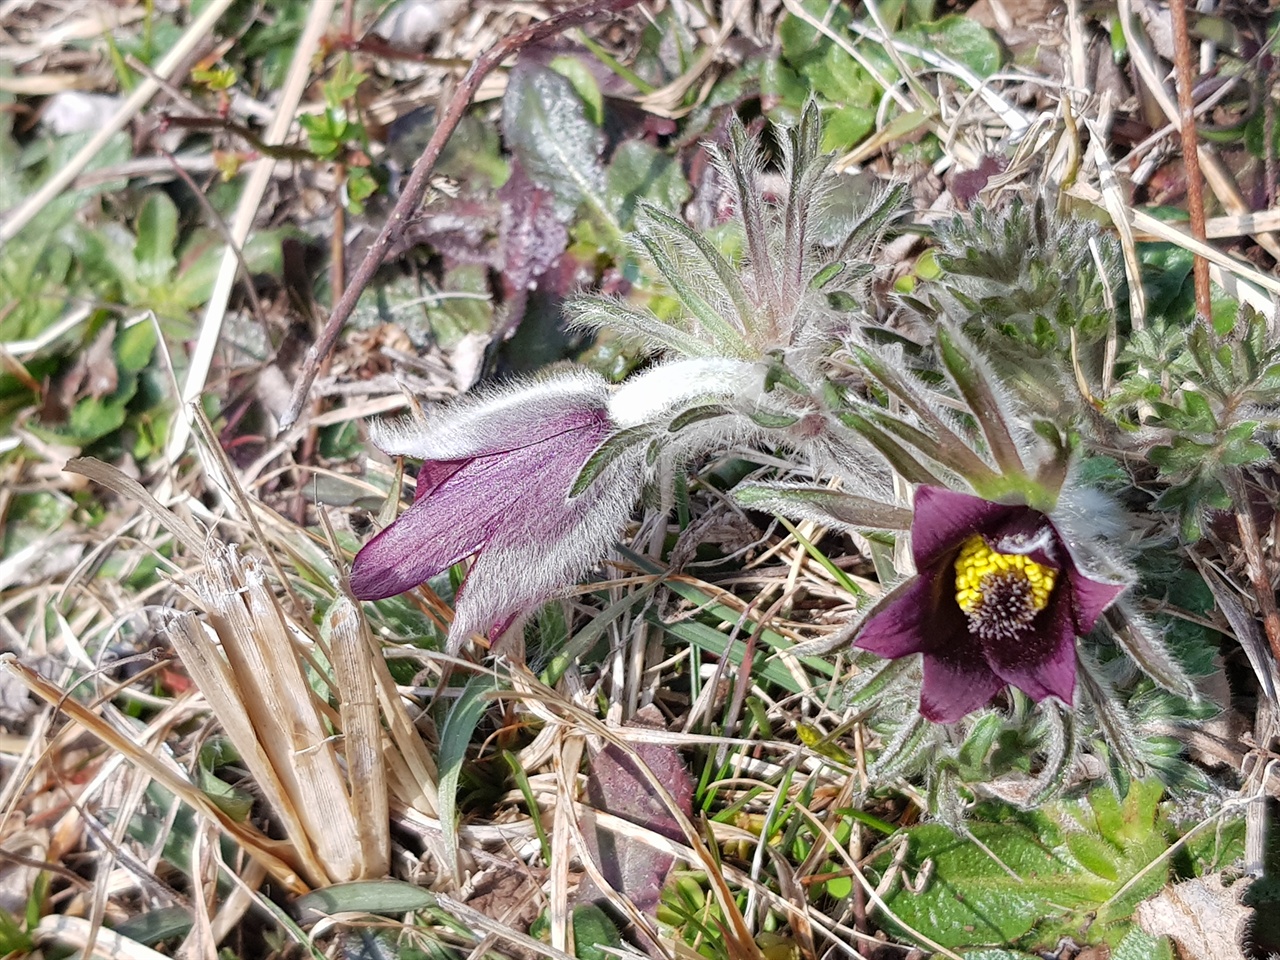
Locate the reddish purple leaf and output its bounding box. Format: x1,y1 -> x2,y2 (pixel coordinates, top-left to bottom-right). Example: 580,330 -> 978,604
497,160 -> 570,339
577,706 -> 693,917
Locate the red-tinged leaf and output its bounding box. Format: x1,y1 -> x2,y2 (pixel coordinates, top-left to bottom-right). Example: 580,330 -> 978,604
395,197 -> 501,267
577,706 -> 693,915
501,60 -> 607,219
497,161 -> 569,338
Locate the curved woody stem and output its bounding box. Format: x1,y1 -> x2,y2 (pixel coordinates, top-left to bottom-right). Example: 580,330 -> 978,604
281,0 -> 644,429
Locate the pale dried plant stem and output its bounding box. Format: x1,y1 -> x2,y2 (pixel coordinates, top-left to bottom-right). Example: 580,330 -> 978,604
779,0 -> 911,113
33,916 -> 169,960
0,0 -> 236,244
1085,105 -> 1146,330
637,0 -> 745,116
1067,181 -> 1280,313
163,0 -> 337,467
550,729 -> 583,953
326,599 -> 391,877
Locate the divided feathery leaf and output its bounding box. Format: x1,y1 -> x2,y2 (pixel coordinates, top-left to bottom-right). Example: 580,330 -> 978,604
837,410 -> 944,486
723,115 -> 784,328
1076,651 -> 1147,790
834,180 -> 912,262
780,99 -> 831,306
733,483 -> 913,530
846,348 -> 1000,486
568,297 -> 718,358
668,403 -> 734,432
1101,605 -> 1196,699
635,228 -> 754,359
570,424 -> 654,498
636,204 -> 756,339
1028,702 -> 1079,806
936,326 -> 1026,480
746,407 -> 802,429
853,405 -> 974,478
870,713 -> 938,781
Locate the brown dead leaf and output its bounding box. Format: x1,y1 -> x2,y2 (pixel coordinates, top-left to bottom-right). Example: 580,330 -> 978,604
1135,874 -> 1251,960
81,320 -> 119,399
465,869 -> 543,960
48,321 -> 118,418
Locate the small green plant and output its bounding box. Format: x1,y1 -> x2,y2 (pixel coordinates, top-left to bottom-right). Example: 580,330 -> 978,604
300,57 -> 378,213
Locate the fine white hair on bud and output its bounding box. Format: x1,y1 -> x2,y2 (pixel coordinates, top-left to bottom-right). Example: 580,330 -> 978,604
368,371 -> 611,460
608,357 -> 762,428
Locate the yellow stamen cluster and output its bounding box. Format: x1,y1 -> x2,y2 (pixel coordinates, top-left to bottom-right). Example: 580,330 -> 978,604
954,534 -> 1056,616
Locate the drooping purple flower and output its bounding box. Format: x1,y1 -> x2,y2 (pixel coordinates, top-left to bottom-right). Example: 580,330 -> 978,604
854,486 -> 1127,723
349,373 -> 641,651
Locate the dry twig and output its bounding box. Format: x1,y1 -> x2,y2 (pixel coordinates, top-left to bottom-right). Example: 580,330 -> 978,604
280,0 -> 645,430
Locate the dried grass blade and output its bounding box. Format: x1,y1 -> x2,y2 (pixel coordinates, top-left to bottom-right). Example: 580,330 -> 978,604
33,915 -> 171,960
64,457 -> 205,554
362,629 -> 440,816
1083,119 -> 1146,329
192,544 -> 364,883
0,653 -> 308,893
167,612 -> 328,887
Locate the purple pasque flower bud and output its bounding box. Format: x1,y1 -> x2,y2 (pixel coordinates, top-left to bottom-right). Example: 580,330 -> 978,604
349,372 -> 642,652
853,485 -> 1128,723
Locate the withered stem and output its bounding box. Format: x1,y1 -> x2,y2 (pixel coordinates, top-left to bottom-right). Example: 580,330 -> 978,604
1169,0 -> 1213,323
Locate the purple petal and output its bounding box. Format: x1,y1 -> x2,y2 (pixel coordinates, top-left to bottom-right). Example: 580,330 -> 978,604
349,493 -> 486,600
854,574 -> 938,658
351,402 -> 614,604
981,592 -> 1077,704
1064,562 -> 1127,635
919,645 -> 1005,722
414,459 -> 470,502
911,486 -> 1020,569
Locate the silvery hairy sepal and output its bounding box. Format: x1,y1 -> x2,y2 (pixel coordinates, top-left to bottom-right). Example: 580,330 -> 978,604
350,358 -> 765,653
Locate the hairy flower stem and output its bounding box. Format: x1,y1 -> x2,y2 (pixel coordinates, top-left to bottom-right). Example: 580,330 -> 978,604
1226,470 -> 1280,665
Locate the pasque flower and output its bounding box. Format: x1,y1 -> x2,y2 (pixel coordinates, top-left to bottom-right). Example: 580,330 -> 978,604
350,359 -> 761,652
349,372 -> 641,651
854,486 -> 1127,723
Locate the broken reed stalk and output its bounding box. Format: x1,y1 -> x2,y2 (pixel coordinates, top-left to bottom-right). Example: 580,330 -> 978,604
280,0 -> 645,429
64,454 -> 443,890
1168,0 -> 1212,322
173,543 -> 379,887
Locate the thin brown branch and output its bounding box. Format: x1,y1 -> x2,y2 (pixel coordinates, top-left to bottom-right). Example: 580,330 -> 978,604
1169,0 -> 1212,322
280,0 -> 645,430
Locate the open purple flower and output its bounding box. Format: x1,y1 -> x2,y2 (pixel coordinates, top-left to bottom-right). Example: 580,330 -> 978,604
349,373 -> 641,652
854,486 -> 1127,723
